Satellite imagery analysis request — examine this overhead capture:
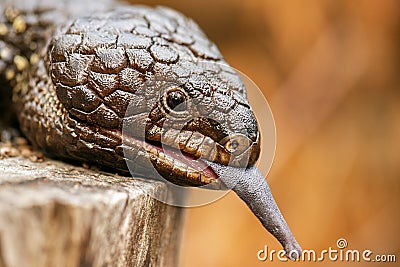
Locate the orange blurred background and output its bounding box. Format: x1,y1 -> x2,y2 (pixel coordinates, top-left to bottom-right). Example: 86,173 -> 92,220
132,0 -> 400,266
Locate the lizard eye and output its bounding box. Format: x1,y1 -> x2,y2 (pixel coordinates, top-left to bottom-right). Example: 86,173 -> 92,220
166,89 -> 187,112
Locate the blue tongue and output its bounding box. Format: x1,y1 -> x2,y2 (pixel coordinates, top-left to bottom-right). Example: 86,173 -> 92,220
206,161 -> 302,260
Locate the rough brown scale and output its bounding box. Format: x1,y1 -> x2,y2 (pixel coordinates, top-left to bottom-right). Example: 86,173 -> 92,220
0,0 -> 301,259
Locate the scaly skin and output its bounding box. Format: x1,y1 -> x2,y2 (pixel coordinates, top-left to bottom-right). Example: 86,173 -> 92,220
0,0 -> 301,259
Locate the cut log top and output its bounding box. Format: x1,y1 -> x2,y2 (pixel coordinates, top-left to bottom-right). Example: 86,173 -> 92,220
0,156 -> 184,267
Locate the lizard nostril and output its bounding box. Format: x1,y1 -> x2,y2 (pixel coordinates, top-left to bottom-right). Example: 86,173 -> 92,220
221,134 -> 251,156
226,140 -> 239,152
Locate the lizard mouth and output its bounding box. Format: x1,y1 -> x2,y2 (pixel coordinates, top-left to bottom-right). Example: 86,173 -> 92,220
143,139 -> 221,188
123,125 -> 257,188
122,131 -> 221,188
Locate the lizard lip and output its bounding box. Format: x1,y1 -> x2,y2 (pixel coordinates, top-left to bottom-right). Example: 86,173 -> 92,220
148,140 -> 217,176
121,129 -> 220,187
143,139 -> 221,187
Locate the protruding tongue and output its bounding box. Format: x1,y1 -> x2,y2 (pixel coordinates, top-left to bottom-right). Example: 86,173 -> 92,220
206,161 -> 302,260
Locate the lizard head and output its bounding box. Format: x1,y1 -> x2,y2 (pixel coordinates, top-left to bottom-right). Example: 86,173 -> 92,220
47,7 -> 261,187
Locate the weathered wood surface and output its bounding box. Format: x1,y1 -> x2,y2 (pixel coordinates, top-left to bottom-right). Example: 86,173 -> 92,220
0,156 -> 184,267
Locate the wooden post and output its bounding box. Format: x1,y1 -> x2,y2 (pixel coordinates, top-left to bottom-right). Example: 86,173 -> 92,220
0,156 -> 184,267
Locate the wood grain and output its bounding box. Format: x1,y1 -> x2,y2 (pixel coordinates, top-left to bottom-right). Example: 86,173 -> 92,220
0,157 -> 183,267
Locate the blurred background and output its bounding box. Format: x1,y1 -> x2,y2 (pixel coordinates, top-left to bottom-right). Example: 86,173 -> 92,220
132,0 -> 400,266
